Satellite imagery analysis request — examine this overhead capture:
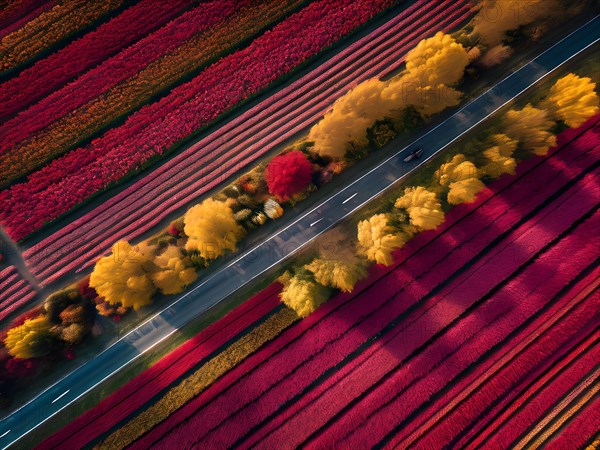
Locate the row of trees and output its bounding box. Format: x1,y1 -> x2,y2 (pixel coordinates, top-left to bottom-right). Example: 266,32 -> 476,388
276,71 -> 598,317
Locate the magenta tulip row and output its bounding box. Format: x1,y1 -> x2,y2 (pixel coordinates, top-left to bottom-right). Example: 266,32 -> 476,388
41,283 -> 281,449
149,149 -> 600,449
20,0 -> 472,285
363,214 -> 600,450
0,0 -> 192,121
0,0 -> 238,151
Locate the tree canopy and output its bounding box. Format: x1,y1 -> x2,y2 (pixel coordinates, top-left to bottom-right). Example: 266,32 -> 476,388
264,151 -> 313,201
90,240 -> 157,310
357,214 -> 408,266
545,73 -> 599,128
305,256 -> 368,293
151,246 -> 198,295
5,316 -> 55,359
504,104 -> 557,156
394,186 -> 445,231
279,275 -> 330,318
184,199 -> 245,260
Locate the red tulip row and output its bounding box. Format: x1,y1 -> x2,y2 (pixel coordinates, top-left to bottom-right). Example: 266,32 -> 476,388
0,265 -> 37,322
20,0 -> 472,285
0,0 -> 250,153
0,0 -> 56,40
0,0 -> 193,120
39,283 -> 282,449
152,140 -> 600,450
0,0 -> 125,72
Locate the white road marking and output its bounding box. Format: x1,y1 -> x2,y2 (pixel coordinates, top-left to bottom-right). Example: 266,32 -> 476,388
342,193 -> 357,204
0,431 -> 10,439
310,218 -> 324,227
51,390 -> 70,404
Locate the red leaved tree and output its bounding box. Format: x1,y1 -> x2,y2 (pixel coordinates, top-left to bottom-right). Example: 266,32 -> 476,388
264,150 -> 313,201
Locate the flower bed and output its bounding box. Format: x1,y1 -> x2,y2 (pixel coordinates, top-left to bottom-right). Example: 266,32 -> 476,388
20,0 -> 471,285
0,0 -> 396,238
0,0 -> 125,72
219,156 -> 600,450
0,0 -> 192,120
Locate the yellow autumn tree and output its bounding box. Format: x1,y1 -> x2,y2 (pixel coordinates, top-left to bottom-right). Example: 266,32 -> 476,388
5,316 -> 55,359
151,246 -> 198,295
90,240 -> 157,310
394,186 -> 445,231
545,73 -> 599,128
482,133 -> 518,178
305,255 -> 368,293
357,214 -> 408,266
472,0 -> 558,47
504,104 -> 557,155
404,32 -> 470,86
447,178 -> 486,204
435,154 -> 481,186
184,198 -> 245,260
279,275 -> 330,318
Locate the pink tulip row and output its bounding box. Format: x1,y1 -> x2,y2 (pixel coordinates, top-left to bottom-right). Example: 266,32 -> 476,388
217,153 -> 600,450
21,0 -> 473,285
0,0 -> 193,121
40,283 -> 282,449
0,265 -> 37,322
378,216 -> 600,450
136,132 -> 585,448
0,0 -> 395,242
0,0 -> 55,39
0,0 -> 240,151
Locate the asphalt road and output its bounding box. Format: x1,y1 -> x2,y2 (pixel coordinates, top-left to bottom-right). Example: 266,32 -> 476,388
1,15 -> 598,449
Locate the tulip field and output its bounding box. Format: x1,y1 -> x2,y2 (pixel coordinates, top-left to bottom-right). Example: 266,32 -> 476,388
41,115 -> 600,449
16,0 -> 474,287
0,0 -> 402,242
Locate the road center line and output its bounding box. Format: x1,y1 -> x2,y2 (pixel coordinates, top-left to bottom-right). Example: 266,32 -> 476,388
310,218 -> 324,227
342,193 -> 357,204
51,390 -> 70,404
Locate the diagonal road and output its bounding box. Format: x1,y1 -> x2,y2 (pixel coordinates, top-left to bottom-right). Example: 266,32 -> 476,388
1,14 -> 598,449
